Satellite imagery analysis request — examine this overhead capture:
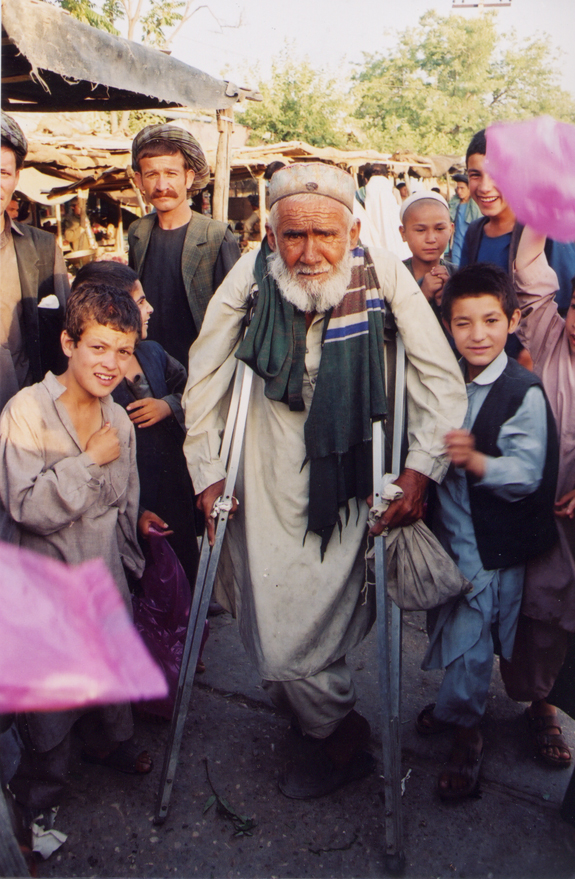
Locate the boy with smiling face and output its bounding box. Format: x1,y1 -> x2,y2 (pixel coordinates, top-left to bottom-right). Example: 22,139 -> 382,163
460,129 -> 517,273
0,285 -> 157,824
418,253 -> 559,801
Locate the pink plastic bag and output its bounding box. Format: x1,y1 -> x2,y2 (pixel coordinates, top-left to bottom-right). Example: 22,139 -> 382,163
132,531 -> 208,719
0,541 -> 167,714
486,117 -> 575,242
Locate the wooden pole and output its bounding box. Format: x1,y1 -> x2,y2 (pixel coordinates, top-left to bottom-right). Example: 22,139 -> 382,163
132,185 -> 146,215
116,201 -> 124,253
213,108 -> 233,223
258,174 -> 266,241
78,189 -> 97,250
55,202 -> 63,249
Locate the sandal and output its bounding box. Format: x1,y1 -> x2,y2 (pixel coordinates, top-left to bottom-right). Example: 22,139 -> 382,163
437,728 -> 483,801
525,708 -> 572,768
81,740 -> 153,775
416,703 -> 455,736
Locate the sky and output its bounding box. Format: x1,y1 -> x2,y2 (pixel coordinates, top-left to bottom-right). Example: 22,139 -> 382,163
167,0 -> 575,101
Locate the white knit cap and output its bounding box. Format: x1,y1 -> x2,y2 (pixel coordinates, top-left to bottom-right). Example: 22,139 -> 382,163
399,190 -> 450,222
268,162 -> 355,212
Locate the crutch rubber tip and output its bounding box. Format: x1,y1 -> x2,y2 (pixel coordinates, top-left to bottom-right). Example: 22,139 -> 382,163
384,851 -> 406,875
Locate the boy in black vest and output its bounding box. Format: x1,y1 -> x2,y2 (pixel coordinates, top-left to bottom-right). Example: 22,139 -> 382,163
417,260 -> 558,801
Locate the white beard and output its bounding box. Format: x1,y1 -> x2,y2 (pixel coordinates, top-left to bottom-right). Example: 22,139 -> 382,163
267,250 -> 353,313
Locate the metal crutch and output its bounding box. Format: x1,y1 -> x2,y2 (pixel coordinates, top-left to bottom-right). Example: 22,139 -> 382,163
373,333 -> 406,874
154,356 -> 254,826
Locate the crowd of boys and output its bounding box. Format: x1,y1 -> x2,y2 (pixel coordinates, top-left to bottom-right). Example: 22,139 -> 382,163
1,109 -> 574,847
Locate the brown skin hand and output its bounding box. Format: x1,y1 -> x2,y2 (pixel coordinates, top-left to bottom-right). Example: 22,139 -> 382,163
197,479 -> 239,546
368,468 -> 429,534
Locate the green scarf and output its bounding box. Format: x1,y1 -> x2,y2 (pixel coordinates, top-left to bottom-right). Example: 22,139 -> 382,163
236,241 -> 387,557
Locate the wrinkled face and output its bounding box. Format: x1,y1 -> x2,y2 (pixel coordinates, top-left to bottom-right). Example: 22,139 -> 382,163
467,153 -> 510,219
266,195 -> 360,313
134,153 -> 195,215
566,292 -> 575,355
1,146 -> 19,217
455,182 -> 470,202
267,196 -> 359,285
400,202 -> 452,264
130,280 -> 153,340
61,321 -> 137,398
448,294 -> 519,380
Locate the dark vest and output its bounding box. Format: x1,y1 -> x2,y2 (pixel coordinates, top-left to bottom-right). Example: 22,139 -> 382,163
468,358 -> 559,570
12,223 -> 68,381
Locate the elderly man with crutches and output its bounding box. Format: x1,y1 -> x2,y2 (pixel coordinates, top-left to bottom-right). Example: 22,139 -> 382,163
158,163 -> 466,863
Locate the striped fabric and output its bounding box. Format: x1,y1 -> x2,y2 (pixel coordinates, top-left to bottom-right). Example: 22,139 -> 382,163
324,247 -> 385,343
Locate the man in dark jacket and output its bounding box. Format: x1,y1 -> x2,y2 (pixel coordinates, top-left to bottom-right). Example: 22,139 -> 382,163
129,124 -> 240,368
1,112 -> 69,415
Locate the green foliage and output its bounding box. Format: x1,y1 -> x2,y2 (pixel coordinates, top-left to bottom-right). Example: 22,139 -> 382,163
140,0 -> 185,47
102,0 -> 124,27
126,110 -> 168,134
56,0 -> 119,33
353,10 -> 575,154
203,759 -> 257,839
242,47 -> 355,149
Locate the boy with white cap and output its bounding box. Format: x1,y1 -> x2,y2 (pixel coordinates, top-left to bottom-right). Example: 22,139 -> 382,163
400,190 -> 454,319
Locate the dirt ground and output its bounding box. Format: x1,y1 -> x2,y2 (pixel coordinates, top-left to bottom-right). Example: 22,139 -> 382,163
26,611 -> 575,879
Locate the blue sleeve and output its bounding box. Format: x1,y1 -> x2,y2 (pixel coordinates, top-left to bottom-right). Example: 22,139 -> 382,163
477,386 -> 547,501
460,228 -> 470,268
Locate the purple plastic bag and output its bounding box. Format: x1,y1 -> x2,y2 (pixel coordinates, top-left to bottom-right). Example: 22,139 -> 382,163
132,531 -> 208,718
486,117 -> 575,242
0,541 -> 167,714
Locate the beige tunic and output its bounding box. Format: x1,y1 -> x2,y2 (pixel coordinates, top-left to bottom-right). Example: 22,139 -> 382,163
0,372 -> 144,605
183,248 -> 467,681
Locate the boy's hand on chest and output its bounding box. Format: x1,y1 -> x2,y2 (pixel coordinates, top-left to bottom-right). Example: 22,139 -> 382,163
85,422 -> 121,467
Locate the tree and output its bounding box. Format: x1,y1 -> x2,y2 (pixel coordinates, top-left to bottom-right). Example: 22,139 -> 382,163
54,0 -> 119,32
353,10 -> 575,155
242,48 -> 356,149
54,0 -> 242,48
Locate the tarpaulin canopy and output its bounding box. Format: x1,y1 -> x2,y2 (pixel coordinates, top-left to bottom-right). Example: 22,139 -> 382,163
16,167 -> 76,205
1,0 -> 261,113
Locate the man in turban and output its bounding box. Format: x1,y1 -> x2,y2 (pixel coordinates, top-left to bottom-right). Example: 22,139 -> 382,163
0,112 -> 69,416
183,163 -> 467,799
129,124 -> 241,369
